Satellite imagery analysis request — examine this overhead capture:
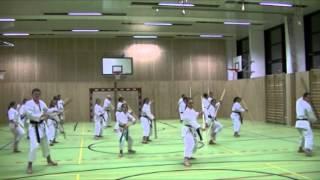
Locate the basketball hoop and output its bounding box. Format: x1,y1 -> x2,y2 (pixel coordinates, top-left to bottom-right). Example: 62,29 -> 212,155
112,65 -> 123,80
0,70 -> 6,80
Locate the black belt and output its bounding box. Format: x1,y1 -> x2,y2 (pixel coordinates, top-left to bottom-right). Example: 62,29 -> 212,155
141,115 -> 153,129
232,111 -> 243,124
297,119 -> 308,121
185,124 -> 192,128
30,120 -> 44,143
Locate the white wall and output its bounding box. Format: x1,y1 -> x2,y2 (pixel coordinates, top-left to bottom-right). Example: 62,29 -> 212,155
249,26 -> 266,78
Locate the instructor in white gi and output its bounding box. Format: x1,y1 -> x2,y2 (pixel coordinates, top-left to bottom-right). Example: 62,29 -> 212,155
296,93 -> 317,156
25,88 -> 57,174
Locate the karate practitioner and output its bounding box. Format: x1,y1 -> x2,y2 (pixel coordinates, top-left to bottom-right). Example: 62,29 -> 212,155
178,96 -> 187,123
8,101 -> 25,153
56,94 -> 65,121
18,98 -> 29,138
116,103 -> 136,157
94,99 -> 105,139
205,99 -> 223,145
103,95 -> 113,128
46,99 -> 60,146
140,98 -> 155,144
181,99 -> 203,167
25,88 -> 57,174
296,93 -> 317,157
230,97 -> 247,137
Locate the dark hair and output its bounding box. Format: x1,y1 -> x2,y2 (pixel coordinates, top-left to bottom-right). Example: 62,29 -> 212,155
8,101 -> 16,110
203,93 -> 208,98
143,97 -> 149,104
32,88 -> 41,94
22,98 -> 28,104
53,96 -> 58,100
118,97 -> 124,102
210,99 -> 217,104
49,100 -> 56,108
181,94 -> 186,98
303,92 -> 310,98
233,97 -> 241,103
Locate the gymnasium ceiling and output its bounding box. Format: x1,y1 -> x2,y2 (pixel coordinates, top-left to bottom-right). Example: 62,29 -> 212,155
0,0 -> 319,39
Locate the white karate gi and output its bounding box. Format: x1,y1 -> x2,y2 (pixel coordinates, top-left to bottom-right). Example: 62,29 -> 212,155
181,107 -> 201,158
295,97 -> 316,150
178,101 -> 186,120
116,111 -> 136,150
46,107 -> 60,142
57,99 -> 64,121
230,102 -> 245,133
207,102 -> 223,138
94,104 -> 105,136
140,103 -> 155,137
8,108 -> 25,148
25,99 -> 50,162
103,98 -> 112,127
202,98 -> 210,122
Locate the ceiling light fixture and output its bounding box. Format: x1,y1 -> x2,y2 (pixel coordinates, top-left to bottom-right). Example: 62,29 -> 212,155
144,22 -> 172,26
241,0 -> 245,11
68,12 -> 102,16
0,18 -> 16,22
71,29 -> 100,32
259,1 -> 293,7
224,21 -> 251,25
133,35 -> 158,39
2,33 -> 30,36
200,34 -> 224,38
158,2 -> 194,7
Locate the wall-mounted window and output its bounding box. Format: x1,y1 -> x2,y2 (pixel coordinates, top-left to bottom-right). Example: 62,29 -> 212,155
236,37 -> 250,79
305,10 -> 320,70
265,24 -> 286,75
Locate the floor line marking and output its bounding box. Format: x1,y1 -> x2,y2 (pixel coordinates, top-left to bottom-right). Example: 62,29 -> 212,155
266,163 -> 311,180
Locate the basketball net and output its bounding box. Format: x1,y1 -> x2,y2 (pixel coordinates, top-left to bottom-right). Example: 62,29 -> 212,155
114,72 -> 121,80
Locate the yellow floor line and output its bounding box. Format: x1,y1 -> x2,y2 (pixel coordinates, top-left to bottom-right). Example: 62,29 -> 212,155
266,163 -> 312,180
76,124 -> 85,180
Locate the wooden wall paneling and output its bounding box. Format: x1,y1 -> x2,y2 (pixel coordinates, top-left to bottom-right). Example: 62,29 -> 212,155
37,39 -> 57,53
172,40 -> 192,80
37,52 -> 58,81
191,40 -> 209,80
210,40 -> 226,80
13,39 -> 36,82
266,74 -> 286,124
76,52 -> 96,81
0,49 -> 12,82
153,39 -> 172,81
241,78 -> 266,121
56,52 -> 76,81
56,38 -> 75,53
75,38 -> 95,53
152,81 -> 170,118
310,69 -> 320,128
